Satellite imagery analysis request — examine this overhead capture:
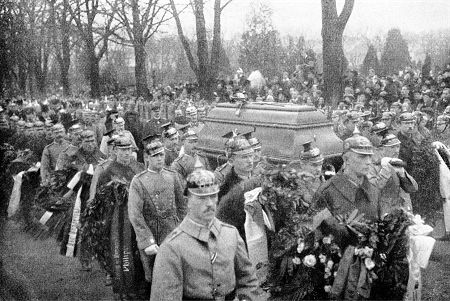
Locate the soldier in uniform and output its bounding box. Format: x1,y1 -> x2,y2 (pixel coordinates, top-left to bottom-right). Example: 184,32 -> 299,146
368,133 -> 418,215
215,135 -> 260,241
40,124 -> 70,185
100,117 -> 137,159
171,129 -> 211,186
150,169 -> 260,301
128,138 -> 186,285
143,101 -> 167,137
311,132 -> 379,248
160,122 -> 180,168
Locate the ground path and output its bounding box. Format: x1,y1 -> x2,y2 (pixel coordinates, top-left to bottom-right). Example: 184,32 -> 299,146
2,220 -> 450,300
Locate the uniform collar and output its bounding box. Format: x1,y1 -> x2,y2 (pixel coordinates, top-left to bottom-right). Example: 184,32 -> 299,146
179,217 -> 221,243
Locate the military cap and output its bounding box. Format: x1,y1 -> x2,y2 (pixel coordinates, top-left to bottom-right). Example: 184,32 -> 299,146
161,122 -> 179,139
114,117 -> 125,124
391,102 -> 402,109
114,136 -> 133,148
182,129 -> 198,141
380,111 -> 394,121
380,134 -> 401,147
107,134 -> 119,146
185,104 -> 197,116
241,129 -> 261,150
142,132 -> 161,145
25,122 -> 34,128
17,120 -> 26,128
421,107 -> 434,117
301,140 -> 324,164
23,105 -> 35,115
145,139 -> 164,156
399,112 -> 415,122
344,111 -> 361,122
371,122 -> 388,136
67,119 -> 81,131
360,120 -> 373,130
151,101 -> 161,111
80,130 -> 95,140
185,169 -> 219,197
10,114 -> 19,122
52,123 -> 65,132
226,135 -> 254,156
343,132 -> 374,155
34,121 -> 44,128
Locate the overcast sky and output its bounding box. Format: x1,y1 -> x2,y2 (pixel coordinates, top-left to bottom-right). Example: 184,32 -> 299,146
169,0 -> 450,39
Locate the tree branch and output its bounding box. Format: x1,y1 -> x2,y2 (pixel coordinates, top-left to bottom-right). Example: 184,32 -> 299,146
220,0 -> 233,12
337,0 -> 354,30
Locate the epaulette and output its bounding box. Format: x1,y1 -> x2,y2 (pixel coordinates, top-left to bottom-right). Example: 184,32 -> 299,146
162,167 -> 176,173
166,227 -> 183,242
134,169 -> 148,178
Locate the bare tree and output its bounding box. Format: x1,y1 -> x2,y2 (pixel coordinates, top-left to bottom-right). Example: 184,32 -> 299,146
111,0 -> 172,97
68,0 -> 119,98
170,0 -> 233,99
321,0 -> 354,108
48,0 -> 74,96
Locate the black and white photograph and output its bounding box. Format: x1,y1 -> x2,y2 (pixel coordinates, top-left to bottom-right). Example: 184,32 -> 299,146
1,0 -> 450,300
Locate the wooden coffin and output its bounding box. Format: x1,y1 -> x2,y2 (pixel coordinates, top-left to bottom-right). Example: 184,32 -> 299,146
197,102 -> 343,167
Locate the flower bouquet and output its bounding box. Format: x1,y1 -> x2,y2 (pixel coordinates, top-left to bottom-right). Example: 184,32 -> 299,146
261,165 -> 415,300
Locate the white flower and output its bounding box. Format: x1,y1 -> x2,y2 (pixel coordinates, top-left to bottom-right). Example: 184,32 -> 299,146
363,246 -> 374,258
324,285 -> 332,293
319,254 -> 327,263
327,260 -> 334,269
303,254 -> 317,267
354,248 -> 362,256
297,242 -> 305,254
292,257 -> 301,265
322,236 -> 332,244
334,271 -> 338,277
364,257 -> 375,270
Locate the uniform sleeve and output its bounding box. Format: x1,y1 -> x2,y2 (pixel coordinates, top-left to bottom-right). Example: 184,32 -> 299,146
398,170 -> 418,193
367,164 -> 392,190
128,177 -> 156,249
173,173 -> 187,219
150,242 -> 183,301
233,230 -> 260,300
40,147 -> 50,183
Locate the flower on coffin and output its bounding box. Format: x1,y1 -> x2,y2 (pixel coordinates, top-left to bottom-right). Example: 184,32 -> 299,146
292,256 -> 301,265
324,285 -> 332,293
303,254 -> 317,267
322,235 -> 332,244
326,260 -> 334,270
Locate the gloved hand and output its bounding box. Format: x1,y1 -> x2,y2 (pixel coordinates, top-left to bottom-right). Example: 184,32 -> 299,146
389,158 -> 406,176
144,244 -> 159,256
432,141 -> 446,150
319,217 -> 356,250
380,157 -> 393,168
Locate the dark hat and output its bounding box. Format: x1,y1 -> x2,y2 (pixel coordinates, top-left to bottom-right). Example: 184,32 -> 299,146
399,112 -> 415,122
343,132 -> 374,155
80,130 -> 95,141
145,140 -> 164,156
371,122 -> 389,137
241,128 -> 261,150
226,135 -> 254,156
142,133 -> 161,145
185,169 -> 219,196
380,111 -> 394,121
301,140 -> 323,164
380,134 -> 401,147
182,129 -> 198,141
67,119 -> 81,131
161,122 -> 179,139
114,136 -> 133,148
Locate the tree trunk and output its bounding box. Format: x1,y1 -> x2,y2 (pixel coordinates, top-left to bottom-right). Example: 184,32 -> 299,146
193,0 -> 211,99
87,36 -> 101,98
321,0 -> 354,108
60,0 -> 71,96
132,0 -> 148,98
